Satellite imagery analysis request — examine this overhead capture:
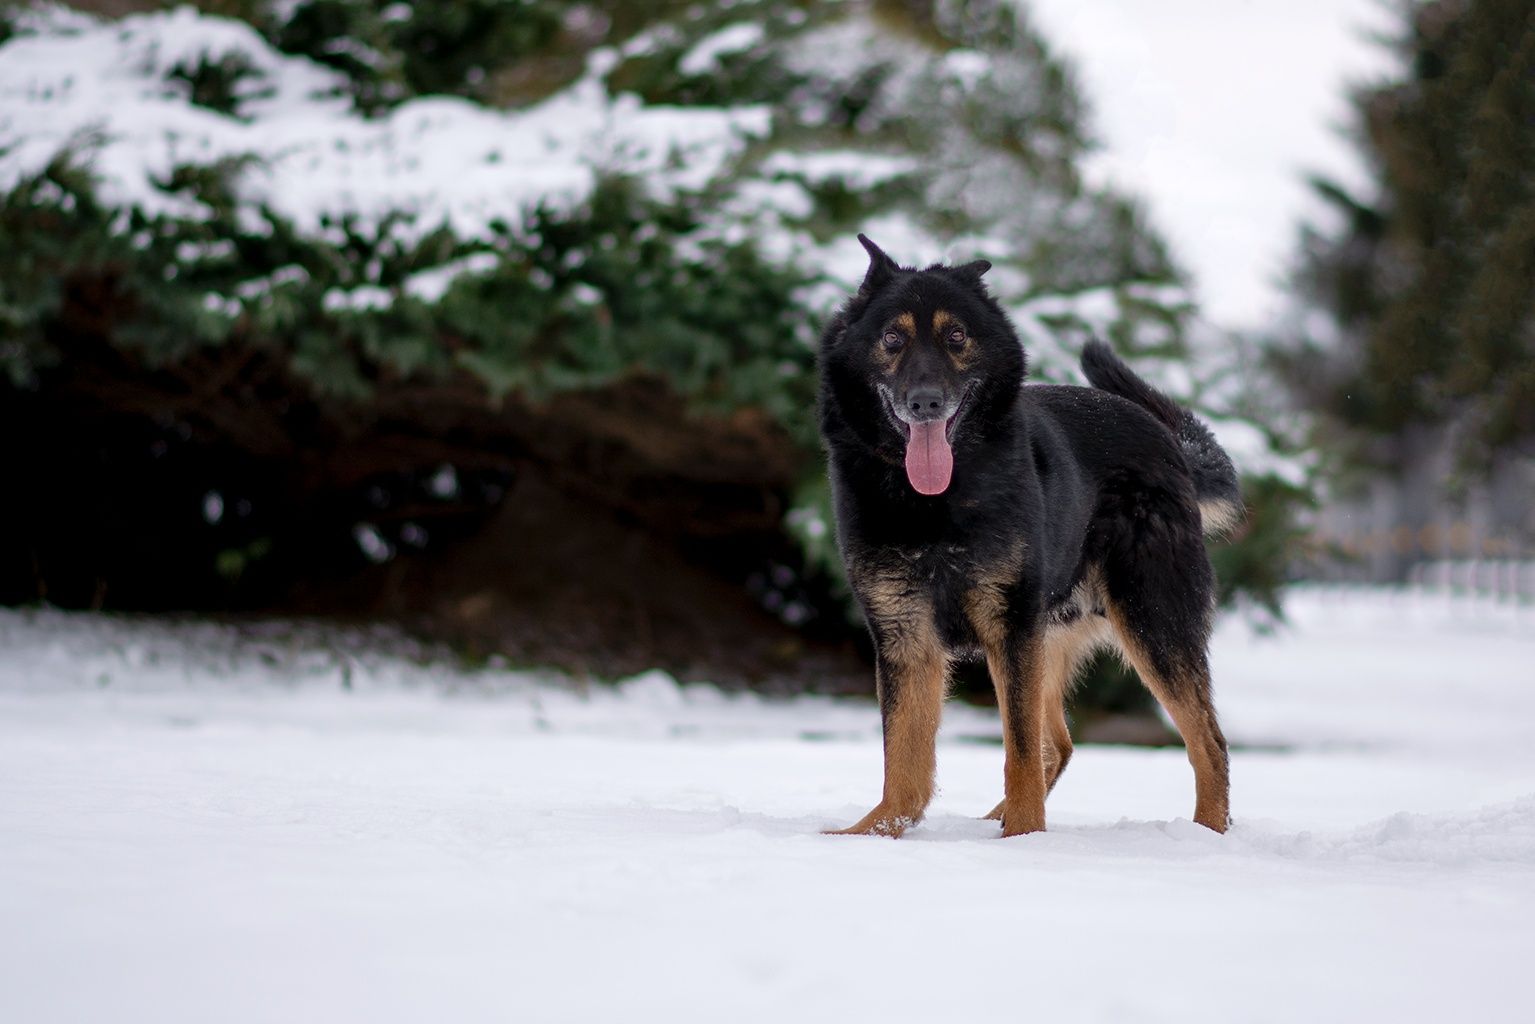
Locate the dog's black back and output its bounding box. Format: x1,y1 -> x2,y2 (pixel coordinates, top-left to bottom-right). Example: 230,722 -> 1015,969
817,236 -> 1238,838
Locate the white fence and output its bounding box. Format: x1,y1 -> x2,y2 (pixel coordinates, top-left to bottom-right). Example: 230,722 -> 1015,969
1406,560 -> 1535,602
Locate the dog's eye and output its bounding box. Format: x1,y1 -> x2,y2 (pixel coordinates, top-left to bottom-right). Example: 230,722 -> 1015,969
882,331 -> 904,352
948,327 -> 967,348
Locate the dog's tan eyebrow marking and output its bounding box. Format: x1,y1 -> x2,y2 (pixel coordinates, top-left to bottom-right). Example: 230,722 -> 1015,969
893,312 -> 917,336
933,310 -> 963,337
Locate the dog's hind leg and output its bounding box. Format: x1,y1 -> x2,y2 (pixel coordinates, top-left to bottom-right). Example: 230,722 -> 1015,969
825,603 -> 948,838
1095,488 -> 1230,832
1038,622 -> 1090,795
1044,700 -> 1074,794
1105,604 -> 1230,833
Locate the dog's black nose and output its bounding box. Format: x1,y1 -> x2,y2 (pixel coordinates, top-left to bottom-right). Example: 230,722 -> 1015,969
905,386 -> 944,421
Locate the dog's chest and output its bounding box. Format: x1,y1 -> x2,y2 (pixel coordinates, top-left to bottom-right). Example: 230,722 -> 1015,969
877,541 -> 1015,655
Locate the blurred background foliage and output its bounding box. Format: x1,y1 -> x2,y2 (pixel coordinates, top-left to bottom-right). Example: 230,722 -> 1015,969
1282,0 -> 1535,464
9,0 -> 1523,729
1275,0 -> 1534,582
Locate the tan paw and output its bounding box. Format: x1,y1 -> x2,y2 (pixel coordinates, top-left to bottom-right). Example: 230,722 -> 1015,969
1194,812 -> 1230,834
822,805 -> 917,838
997,801 -> 1046,837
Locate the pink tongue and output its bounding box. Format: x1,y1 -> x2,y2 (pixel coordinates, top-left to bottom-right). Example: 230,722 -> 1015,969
904,420 -> 954,495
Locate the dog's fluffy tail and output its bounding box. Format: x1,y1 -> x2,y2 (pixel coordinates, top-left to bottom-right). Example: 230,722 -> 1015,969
1081,339 -> 1244,536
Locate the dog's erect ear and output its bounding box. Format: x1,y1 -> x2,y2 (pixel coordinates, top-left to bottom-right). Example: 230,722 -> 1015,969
951,259 -> 992,283
857,233 -> 900,295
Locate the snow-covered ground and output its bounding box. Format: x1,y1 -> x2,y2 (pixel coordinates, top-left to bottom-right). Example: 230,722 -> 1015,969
2,590 -> 1532,1023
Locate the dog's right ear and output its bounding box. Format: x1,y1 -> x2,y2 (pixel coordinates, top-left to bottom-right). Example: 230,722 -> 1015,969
857,233 -> 899,296
952,259 -> 992,282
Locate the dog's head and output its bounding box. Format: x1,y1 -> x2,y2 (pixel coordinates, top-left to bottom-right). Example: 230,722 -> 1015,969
818,234 -> 1026,496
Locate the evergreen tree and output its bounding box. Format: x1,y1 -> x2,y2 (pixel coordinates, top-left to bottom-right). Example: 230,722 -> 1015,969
1283,0 -> 1535,473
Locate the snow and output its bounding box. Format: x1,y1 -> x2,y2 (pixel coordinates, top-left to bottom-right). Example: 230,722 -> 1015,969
678,22 -> 766,76
1026,0 -> 1397,330
322,285 -> 392,313
403,252 -> 500,304
760,149 -> 919,189
2,589 -> 1533,1022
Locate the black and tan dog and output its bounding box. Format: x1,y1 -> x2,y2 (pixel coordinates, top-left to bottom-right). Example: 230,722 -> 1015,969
818,235 -> 1242,838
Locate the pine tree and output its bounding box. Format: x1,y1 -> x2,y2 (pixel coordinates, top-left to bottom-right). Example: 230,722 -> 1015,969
1284,0 -> 1535,471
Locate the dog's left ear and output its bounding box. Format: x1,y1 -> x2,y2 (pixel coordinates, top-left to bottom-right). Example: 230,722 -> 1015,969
857,233 -> 900,296
951,259 -> 992,284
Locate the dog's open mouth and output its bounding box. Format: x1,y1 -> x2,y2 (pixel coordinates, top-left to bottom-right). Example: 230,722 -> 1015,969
882,384 -> 973,496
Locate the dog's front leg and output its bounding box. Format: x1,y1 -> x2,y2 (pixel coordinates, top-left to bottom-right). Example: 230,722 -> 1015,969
985,629 -> 1049,836
825,617 -> 947,838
